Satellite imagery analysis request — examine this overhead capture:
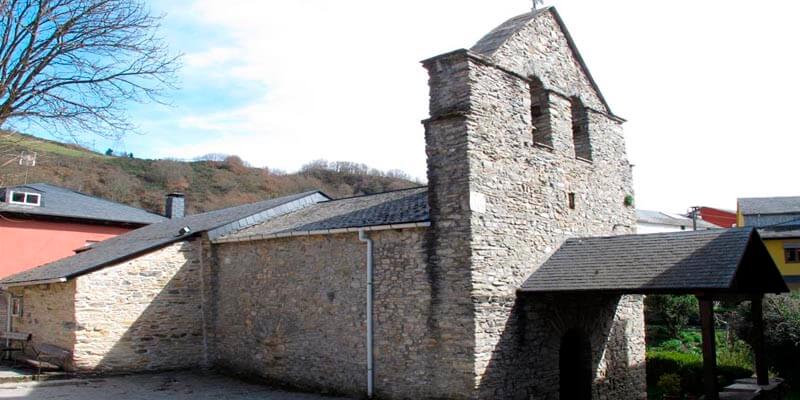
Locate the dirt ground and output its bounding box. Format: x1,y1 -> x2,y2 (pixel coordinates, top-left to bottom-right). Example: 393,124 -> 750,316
0,371 -> 351,400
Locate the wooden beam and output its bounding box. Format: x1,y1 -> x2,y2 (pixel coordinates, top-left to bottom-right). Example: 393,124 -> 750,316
699,296 -> 719,400
752,295 -> 769,386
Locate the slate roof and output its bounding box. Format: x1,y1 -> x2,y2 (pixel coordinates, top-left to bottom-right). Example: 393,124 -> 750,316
0,183 -> 166,225
470,6 -> 617,119
739,196 -> 800,215
636,209 -> 717,230
1,191 -> 327,285
520,228 -> 788,294
219,187 -> 429,242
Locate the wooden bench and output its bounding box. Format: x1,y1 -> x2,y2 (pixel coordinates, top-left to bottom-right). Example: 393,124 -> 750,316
21,343 -> 71,378
0,331 -> 32,360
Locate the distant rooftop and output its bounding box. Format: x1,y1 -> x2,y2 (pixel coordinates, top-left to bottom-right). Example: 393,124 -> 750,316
739,196 -> 800,215
0,183 -> 166,225
636,209 -> 717,230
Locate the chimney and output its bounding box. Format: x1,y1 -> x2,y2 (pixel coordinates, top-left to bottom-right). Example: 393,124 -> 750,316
165,193 -> 185,219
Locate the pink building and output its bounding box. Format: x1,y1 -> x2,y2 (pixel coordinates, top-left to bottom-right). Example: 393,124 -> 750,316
0,183 -> 168,278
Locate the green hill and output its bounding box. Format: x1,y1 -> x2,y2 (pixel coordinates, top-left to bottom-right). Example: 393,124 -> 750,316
0,132 -> 420,215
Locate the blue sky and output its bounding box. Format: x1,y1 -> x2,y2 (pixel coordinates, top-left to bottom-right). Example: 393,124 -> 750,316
23,0 -> 800,213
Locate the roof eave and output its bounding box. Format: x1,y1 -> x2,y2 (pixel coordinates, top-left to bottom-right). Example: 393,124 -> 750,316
1,277 -> 68,289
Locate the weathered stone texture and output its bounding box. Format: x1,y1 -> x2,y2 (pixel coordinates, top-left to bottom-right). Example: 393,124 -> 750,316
72,240 -> 205,372
9,281 -> 76,362
482,11 -> 609,113
422,52 -> 486,399
212,229 -> 439,399
423,9 -> 643,399
486,294 -> 646,400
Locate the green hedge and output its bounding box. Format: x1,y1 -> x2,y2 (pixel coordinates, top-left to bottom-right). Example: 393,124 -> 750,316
647,351 -> 752,394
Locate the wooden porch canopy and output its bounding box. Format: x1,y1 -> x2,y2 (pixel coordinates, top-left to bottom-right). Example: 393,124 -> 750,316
520,228 -> 789,400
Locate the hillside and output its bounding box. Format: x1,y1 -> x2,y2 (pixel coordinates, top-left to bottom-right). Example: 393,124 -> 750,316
0,132 -> 421,215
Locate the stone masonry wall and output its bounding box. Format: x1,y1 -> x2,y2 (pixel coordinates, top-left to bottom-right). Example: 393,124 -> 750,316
72,240 -> 205,372
467,13 -> 644,398
510,294 -> 646,400
422,49 -> 487,399
212,229 -> 438,399
424,9 -> 644,399
9,281 -> 76,366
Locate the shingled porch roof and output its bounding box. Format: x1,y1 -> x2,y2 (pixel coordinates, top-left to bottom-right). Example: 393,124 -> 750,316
520,228 -> 788,295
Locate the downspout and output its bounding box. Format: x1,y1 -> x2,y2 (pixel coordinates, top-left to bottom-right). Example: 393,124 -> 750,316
358,230 -> 374,398
5,292 -> 11,359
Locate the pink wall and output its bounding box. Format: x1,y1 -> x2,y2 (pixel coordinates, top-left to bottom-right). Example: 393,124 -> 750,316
0,218 -> 133,278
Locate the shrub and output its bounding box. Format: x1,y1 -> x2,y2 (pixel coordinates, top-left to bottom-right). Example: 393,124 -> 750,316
646,295 -> 699,338
657,373 -> 682,395
647,350 -> 752,395
734,293 -> 800,385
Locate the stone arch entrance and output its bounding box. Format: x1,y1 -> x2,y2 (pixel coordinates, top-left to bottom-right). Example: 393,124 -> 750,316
559,328 -> 592,400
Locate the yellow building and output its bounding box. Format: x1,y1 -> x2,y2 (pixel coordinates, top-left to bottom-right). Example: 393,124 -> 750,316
738,196 -> 800,289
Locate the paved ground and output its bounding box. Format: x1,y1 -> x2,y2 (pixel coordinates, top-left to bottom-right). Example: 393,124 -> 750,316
0,371 -> 351,400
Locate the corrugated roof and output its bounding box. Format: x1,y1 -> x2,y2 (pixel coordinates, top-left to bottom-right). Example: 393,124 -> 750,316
0,183 -> 166,225
219,187 -> 429,241
0,191 -> 327,285
636,209 -> 717,229
520,228 -> 787,294
739,196 -> 800,215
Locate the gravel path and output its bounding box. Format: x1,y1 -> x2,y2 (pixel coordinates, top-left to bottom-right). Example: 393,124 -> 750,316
0,371 -> 351,400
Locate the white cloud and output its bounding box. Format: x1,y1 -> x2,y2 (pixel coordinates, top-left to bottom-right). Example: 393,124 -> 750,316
154,0 -> 526,180
183,47 -> 240,69
149,0 -> 800,213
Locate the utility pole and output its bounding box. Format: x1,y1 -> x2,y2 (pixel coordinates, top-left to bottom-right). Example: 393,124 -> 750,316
19,151 -> 36,184
689,206 -> 701,231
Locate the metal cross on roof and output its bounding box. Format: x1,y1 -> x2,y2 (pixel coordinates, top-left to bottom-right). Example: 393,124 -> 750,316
532,0 -> 544,11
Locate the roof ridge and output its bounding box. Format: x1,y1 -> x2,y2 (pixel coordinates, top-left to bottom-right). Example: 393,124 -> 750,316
565,227 -> 746,242
40,183 -> 165,216
321,186 -> 427,204
739,195 -> 800,199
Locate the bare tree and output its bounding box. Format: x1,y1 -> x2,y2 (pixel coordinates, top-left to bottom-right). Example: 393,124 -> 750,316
0,0 -> 180,140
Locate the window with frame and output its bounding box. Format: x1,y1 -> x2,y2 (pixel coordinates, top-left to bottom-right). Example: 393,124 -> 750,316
785,244 -> 800,264
10,296 -> 22,317
8,191 -> 40,206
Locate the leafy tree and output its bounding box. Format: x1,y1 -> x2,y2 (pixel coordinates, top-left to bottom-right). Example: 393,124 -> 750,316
105,148 -> 113,156
0,0 -> 180,140
646,295 -> 699,338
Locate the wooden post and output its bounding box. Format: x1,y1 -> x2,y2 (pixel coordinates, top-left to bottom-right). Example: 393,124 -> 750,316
752,294 -> 769,386
699,296 -> 719,400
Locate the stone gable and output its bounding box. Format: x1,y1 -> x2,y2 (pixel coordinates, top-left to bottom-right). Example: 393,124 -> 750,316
473,9 -> 611,114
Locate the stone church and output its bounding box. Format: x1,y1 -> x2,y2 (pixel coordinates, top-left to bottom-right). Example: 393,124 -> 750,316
1,7 -> 650,399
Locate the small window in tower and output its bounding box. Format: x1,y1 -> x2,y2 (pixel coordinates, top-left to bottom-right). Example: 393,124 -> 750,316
570,97 -> 592,161
568,193 -> 576,210
530,77 -> 553,148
